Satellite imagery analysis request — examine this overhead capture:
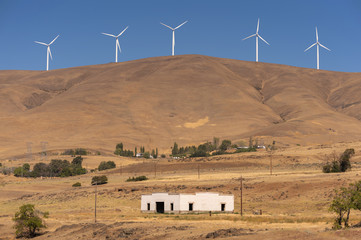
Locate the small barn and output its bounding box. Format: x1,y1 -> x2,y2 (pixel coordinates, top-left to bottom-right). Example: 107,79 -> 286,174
141,192 -> 234,213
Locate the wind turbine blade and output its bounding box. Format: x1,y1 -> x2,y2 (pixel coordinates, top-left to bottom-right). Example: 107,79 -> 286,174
257,18 -> 260,33
242,34 -> 256,40
174,20 -> 188,30
315,27 -> 318,42
304,42 -> 316,52
319,43 -> 331,51
102,33 -> 116,37
49,35 -> 59,45
258,35 -> 270,45
34,41 -> 48,46
160,22 -> 174,30
48,47 -> 53,60
117,26 -> 129,37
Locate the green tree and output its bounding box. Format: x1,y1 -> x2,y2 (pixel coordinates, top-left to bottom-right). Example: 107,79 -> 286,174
13,204 -> 48,238
248,137 -> 253,148
134,147 -> 137,157
74,148 -> 87,155
213,137 -> 220,149
91,175 -> 108,185
155,148 -> 158,158
329,187 -> 353,229
116,143 -> 124,151
339,149 -> 354,172
329,180 -> 361,228
323,149 -> 354,173
13,167 -> 24,177
151,149 -> 155,158
172,142 -> 179,155
98,161 -> 116,171
23,163 -> 30,171
71,156 -> 83,166
32,163 -> 49,177
220,140 -> 232,152
143,152 -> 150,159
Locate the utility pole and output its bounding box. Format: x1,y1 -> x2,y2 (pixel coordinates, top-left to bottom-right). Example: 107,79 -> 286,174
154,162 -> 157,178
95,182 -> 97,223
240,175 -> 243,216
26,142 -> 33,162
120,164 -> 122,176
270,141 -> 275,175
40,141 -> 48,162
198,163 -> 200,179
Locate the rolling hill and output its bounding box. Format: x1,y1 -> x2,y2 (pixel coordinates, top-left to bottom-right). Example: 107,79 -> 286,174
1,54 -> 361,158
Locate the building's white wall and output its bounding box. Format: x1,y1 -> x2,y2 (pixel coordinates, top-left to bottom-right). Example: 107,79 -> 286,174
141,192 -> 234,212
217,195 -> 234,212
141,193 -> 179,212
179,194 -> 197,211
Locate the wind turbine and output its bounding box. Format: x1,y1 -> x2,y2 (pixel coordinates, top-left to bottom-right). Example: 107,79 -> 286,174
34,35 -> 59,71
243,18 -> 269,62
160,20 -> 188,56
102,26 -> 128,63
304,27 -> 330,70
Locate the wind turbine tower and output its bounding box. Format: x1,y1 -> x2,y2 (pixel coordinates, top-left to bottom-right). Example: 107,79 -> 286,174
102,26 -> 128,63
304,27 -> 330,70
243,18 -> 269,62
34,35 -> 59,71
160,21 -> 188,56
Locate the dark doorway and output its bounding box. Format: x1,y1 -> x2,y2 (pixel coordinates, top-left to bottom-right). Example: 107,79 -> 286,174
170,203 -> 174,211
156,202 -> 164,213
147,203 -> 150,211
189,203 -> 193,211
221,203 -> 225,212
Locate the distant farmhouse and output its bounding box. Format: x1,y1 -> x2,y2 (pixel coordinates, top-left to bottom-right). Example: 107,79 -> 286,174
141,192 -> 234,213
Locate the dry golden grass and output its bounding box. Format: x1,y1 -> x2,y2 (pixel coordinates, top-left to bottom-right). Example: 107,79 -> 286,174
1,55 -> 361,160
1,143 -> 361,239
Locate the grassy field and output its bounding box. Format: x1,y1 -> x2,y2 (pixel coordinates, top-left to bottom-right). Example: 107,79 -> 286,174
1,143 -> 361,239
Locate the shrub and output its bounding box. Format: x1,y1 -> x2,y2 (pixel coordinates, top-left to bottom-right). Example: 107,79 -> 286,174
61,148 -> 87,155
72,182 -> 81,187
98,161 -> 116,171
143,152 -> 150,159
161,154 -> 166,158
74,148 -> 87,155
71,156 -> 83,166
114,142 -> 134,157
329,180 -> 361,229
14,167 -> 30,177
61,149 -> 75,155
91,175 -> 108,185
190,149 -> 209,158
1,167 -> 14,175
13,204 -> 48,238
23,163 -> 30,171
339,149 -> 354,172
29,157 -> 86,178
126,176 -> 148,182
220,140 -> 232,151
235,147 -> 257,153
323,149 -> 354,173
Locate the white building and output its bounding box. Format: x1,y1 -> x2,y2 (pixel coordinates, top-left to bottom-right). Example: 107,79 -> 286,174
141,192 -> 234,213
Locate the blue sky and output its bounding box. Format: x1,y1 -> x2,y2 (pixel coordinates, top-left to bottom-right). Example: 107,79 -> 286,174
0,0 -> 360,72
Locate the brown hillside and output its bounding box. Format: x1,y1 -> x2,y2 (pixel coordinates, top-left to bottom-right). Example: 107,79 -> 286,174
1,55 -> 361,158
